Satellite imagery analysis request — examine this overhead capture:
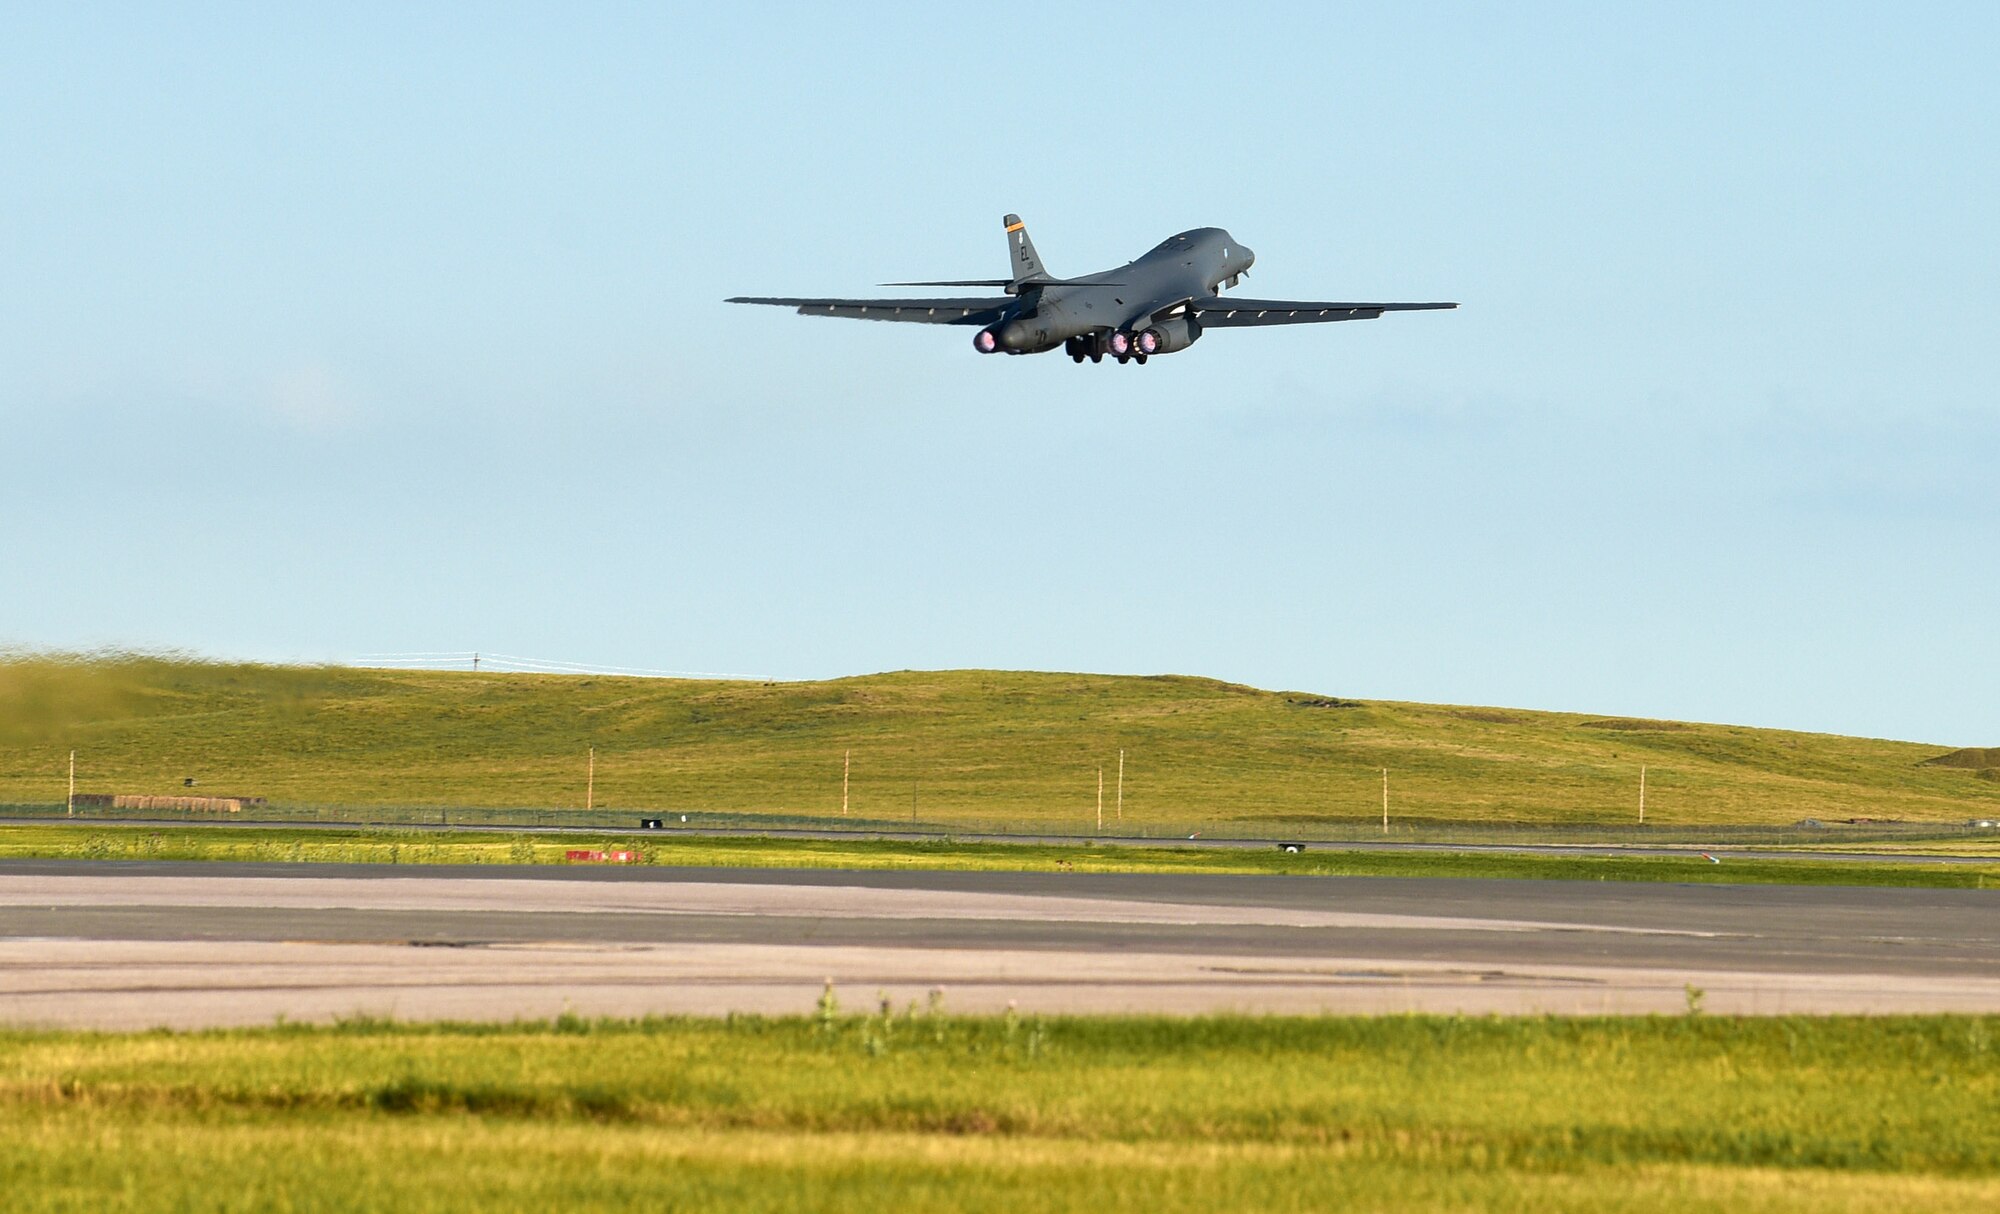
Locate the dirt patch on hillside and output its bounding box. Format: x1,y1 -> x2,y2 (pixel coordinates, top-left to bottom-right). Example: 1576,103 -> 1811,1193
1579,718 -> 1692,732
1923,748 -> 2000,770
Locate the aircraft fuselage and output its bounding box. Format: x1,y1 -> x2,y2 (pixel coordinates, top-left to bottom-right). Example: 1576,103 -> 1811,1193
727,214 -> 1452,365
984,228 -> 1256,358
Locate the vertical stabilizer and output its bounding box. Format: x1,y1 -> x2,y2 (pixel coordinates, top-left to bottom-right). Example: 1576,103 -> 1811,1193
1002,214 -> 1048,290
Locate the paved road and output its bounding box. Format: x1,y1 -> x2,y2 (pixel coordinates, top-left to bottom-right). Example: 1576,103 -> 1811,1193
2,860 -> 1996,1027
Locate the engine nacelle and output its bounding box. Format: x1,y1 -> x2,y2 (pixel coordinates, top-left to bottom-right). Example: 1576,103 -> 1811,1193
977,320 -> 1062,355
1138,316 -> 1201,355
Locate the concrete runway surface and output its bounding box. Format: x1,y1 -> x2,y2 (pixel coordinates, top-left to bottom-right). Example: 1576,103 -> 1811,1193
2,861 -> 1996,1027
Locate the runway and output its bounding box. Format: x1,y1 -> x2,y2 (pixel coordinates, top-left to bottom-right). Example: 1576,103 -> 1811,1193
2,860 -> 1996,1027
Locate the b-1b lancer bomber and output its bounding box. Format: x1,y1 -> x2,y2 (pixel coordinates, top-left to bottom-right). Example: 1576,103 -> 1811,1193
728,215 -> 1455,364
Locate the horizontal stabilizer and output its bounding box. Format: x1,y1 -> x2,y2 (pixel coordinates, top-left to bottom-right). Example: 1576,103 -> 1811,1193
883,275 -> 1121,293
726,295 -> 1012,326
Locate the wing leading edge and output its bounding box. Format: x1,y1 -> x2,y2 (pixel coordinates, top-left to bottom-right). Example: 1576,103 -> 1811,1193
725,296 -> 1012,326
1190,298 -> 1456,327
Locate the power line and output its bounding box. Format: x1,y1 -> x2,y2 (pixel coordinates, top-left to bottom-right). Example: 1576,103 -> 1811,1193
349,651 -> 776,681
483,652 -> 771,680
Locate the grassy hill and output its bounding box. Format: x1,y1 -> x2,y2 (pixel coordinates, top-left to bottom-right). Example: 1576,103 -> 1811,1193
1,656 -> 1995,832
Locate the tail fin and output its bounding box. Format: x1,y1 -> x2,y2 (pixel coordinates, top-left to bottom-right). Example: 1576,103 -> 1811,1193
1003,214 -> 1048,290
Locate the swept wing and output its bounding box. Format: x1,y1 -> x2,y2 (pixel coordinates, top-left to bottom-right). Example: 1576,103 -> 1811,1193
725,296 -> 1012,326
1190,298 -> 1456,327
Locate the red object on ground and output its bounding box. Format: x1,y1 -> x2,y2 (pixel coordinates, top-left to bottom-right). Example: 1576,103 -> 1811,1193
564,849 -> 639,863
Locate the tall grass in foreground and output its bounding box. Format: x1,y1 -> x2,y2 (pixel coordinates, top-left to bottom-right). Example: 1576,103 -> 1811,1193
3,823 -> 1997,887
1,1014 -> 1995,1211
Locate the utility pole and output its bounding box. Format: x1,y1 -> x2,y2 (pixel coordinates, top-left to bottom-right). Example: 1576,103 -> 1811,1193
67,750 -> 75,818
586,746 -> 595,811
472,652 -> 479,673
1116,749 -> 1124,821
1639,764 -> 1647,825
1381,768 -> 1389,834
842,749 -> 850,817
1097,768 -> 1104,833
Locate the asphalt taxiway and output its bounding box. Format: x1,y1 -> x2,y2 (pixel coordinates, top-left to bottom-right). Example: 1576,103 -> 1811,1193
2,861 -> 1995,1027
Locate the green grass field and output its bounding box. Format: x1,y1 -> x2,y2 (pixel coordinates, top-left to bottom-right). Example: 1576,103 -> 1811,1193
6,824 -> 1998,888
3,654 -> 1997,831
4,1014 -> 1996,1211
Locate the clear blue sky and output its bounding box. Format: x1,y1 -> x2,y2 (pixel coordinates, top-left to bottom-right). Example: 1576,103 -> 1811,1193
4,5 -> 1996,744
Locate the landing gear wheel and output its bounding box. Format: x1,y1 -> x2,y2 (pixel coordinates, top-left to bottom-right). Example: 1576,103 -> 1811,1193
1134,354 -> 1148,365
1089,351 -> 1103,363
1071,351 -> 1085,363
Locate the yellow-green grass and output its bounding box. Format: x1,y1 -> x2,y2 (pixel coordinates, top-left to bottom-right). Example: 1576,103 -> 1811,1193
3,654 -> 1997,830
1791,840 -> 2000,857
7,824 -> 1999,888
3,1015 -> 1996,1211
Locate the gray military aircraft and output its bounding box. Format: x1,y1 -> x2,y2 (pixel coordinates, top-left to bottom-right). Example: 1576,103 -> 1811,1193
728,214 -> 1454,364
